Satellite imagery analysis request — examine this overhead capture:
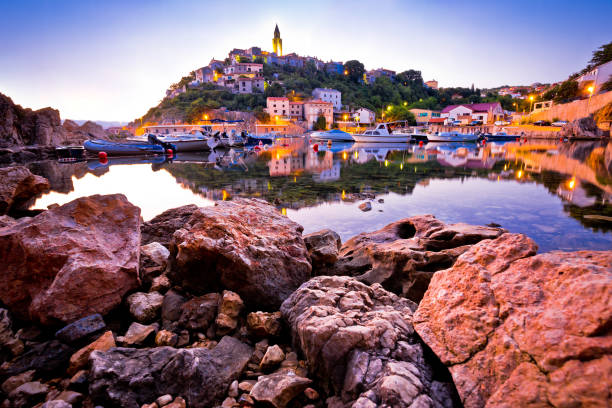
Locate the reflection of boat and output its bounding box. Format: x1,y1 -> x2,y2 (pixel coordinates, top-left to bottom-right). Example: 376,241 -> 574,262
84,139 -> 170,156
152,132 -> 218,152
86,156 -> 167,170
56,146 -> 85,162
311,129 -> 354,142
427,131 -> 478,142
352,122 -> 412,143
352,142 -> 411,150
482,132 -> 519,142
247,134 -> 275,145
319,141 -> 355,153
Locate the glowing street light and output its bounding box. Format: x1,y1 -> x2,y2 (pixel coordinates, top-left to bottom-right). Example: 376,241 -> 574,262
586,85 -> 595,115
344,70 -> 349,76
528,95 -> 534,113
387,105 -> 392,111
403,101 -> 407,106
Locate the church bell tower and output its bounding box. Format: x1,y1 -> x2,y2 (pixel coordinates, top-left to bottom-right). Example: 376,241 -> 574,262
272,24 -> 282,56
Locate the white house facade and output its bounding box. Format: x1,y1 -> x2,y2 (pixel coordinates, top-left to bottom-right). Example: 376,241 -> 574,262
312,88 -> 342,111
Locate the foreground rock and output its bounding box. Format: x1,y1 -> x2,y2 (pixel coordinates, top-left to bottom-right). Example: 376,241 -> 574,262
414,233 -> 612,408
0,166 -> 50,215
89,336 -> 252,408
329,215 -> 504,302
560,116 -> 605,139
171,199 -> 311,309
0,194 -> 141,325
303,229 -> 342,271
141,204 -> 198,247
281,276 -> 458,407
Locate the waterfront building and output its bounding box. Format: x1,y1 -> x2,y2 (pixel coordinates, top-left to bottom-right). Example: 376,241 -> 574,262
266,97 -> 290,118
425,80 -> 439,89
304,100 -> 334,130
289,101 -> 304,120
410,109 -> 442,124
576,60 -> 612,94
353,107 -> 376,124
441,102 -> 504,124
273,24 -> 283,56
312,88 -> 342,111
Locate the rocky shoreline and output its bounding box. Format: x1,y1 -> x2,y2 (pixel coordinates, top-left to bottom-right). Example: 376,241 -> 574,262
0,166 -> 610,408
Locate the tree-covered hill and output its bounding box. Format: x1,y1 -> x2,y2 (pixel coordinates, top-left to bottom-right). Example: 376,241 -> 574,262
138,59 -> 533,125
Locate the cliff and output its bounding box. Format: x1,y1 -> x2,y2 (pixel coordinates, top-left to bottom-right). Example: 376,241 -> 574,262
0,93 -> 107,148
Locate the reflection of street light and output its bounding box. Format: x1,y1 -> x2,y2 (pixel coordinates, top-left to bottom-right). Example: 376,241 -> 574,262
567,176 -> 576,190
204,114 -> 209,121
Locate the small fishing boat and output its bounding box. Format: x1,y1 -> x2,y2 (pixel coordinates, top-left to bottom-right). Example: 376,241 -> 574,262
84,139 -> 173,156
352,122 -> 412,143
150,132 -> 217,152
215,130 -> 246,148
426,131 -> 479,142
310,129 -> 354,142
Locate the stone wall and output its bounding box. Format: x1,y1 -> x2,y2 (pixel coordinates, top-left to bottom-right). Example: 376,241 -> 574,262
531,91 -> 612,122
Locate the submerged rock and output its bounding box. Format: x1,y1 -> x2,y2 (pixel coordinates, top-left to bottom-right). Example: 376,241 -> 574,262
280,276 -> 458,407
329,214 -> 504,302
89,336 -> 253,408
414,233 -> 612,408
0,194 -> 141,325
0,165 -> 49,215
170,198 -> 311,310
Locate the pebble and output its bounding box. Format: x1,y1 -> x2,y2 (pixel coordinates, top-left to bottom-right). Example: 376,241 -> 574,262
359,201 -> 372,212
156,394 -> 173,406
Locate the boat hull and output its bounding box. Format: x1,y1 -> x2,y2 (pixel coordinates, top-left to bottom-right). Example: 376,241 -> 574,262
352,134 -> 411,143
84,140 -> 166,156
165,139 -> 212,152
311,131 -> 355,142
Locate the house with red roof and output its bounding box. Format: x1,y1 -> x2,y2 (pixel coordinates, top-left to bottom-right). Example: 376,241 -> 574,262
440,102 -> 503,124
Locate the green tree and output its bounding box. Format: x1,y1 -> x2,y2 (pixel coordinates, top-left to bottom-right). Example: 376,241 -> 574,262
343,60 -> 365,83
396,70 -> 423,85
589,41 -> 612,68
553,80 -> 579,103
264,82 -> 284,97
384,105 -> 416,124
254,109 -> 270,124
313,115 -> 327,130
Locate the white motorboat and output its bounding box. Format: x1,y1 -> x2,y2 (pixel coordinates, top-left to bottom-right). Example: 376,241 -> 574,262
310,129 -> 354,142
426,131 -> 478,142
352,122 -> 412,143
153,131 -> 219,152
215,130 -> 246,148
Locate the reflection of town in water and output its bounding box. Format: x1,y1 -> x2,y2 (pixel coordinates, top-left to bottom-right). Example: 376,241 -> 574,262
29,137 -> 612,250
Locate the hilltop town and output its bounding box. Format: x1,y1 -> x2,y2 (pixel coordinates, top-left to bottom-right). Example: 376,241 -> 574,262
124,27 -> 612,137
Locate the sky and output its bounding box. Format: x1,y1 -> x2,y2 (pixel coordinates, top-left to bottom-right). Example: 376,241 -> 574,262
1,0 -> 610,122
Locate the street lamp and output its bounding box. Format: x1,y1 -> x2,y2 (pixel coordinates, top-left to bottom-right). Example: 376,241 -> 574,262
387,105 -> 392,111
529,95 -> 534,113
403,101 -> 407,106
586,85 -> 595,116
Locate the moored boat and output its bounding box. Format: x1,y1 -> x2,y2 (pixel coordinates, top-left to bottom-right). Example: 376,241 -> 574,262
150,132 -> 218,152
352,122 -> 412,143
311,129 -> 354,142
481,131 -> 520,142
84,139 -> 171,156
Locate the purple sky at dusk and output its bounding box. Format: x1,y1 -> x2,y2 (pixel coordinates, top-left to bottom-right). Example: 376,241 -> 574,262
1,0 -> 610,121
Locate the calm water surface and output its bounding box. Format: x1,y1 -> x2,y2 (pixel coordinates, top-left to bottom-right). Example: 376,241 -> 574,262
27,138 -> 612,252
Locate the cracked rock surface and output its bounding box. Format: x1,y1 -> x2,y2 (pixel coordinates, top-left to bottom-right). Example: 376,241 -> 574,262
328,215 -> 504,303
414,233 -> 612,408
281,275 -> 459,408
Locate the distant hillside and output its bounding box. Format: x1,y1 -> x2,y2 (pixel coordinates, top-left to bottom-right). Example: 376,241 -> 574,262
65,120 -> 129,129
137,60 -> 528,125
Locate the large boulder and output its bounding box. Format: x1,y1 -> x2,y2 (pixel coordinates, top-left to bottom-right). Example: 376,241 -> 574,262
560,116 -> 604,139
414,233 -> 612,408
329,215 -> 504,302
280,276 -> 459,408
141,204 -> 198,247
170,199 -> 311,310
0,194 -> 141,325
89,336 -> 253,408
0,166 -> 50,215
